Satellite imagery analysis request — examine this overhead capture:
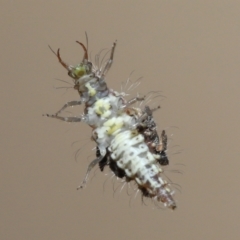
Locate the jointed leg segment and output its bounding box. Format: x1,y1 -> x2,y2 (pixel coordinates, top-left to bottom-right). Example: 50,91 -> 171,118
125,96 -> 145,108
44,114 -> 82,122
54,100 -> 81,116
43,100 -> 82,122
77,156 -> 104,189
102,41 -> 117,77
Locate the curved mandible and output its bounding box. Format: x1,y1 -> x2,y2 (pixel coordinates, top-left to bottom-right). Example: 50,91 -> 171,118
48,45 -> 70,70
76,41 -> 88,61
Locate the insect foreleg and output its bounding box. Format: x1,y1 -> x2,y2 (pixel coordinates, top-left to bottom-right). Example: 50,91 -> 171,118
54,100 -> 82,116
44,114 -> 82,122
101,41 -> 117,77
43,100 -> 82,122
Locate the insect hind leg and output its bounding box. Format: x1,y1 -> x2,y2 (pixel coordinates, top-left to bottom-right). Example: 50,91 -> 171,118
77,155 -> 104,190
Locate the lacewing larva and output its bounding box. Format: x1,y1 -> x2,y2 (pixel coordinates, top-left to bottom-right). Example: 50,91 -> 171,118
44,36 -> 177,209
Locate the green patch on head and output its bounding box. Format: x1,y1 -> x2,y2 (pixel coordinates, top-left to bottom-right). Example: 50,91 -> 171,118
69,64 -> 87,79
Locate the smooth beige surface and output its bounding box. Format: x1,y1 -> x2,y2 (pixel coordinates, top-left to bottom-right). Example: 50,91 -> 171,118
1,1 -> 240,239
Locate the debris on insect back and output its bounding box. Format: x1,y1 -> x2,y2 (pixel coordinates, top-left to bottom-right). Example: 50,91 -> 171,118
44,35 -> 178,210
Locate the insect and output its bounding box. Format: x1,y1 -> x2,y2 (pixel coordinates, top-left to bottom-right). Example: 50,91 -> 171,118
44,36 -> 176,209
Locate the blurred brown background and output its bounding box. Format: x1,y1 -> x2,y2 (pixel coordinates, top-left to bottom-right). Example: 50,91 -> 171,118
1,1 -> 240,239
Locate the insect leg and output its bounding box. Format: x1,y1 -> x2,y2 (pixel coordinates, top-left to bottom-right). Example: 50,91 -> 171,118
77,155 -> 104,189
135,105 -> 160,127
149,105 -> 161,113
54,100 -> 82,116
122,96 -> 145,109
101,41 -> 117,77
43,100 -> 82,121
44,114 -> 82,122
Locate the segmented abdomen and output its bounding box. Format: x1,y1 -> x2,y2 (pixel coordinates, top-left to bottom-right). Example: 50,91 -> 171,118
108,129 -> 176,209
